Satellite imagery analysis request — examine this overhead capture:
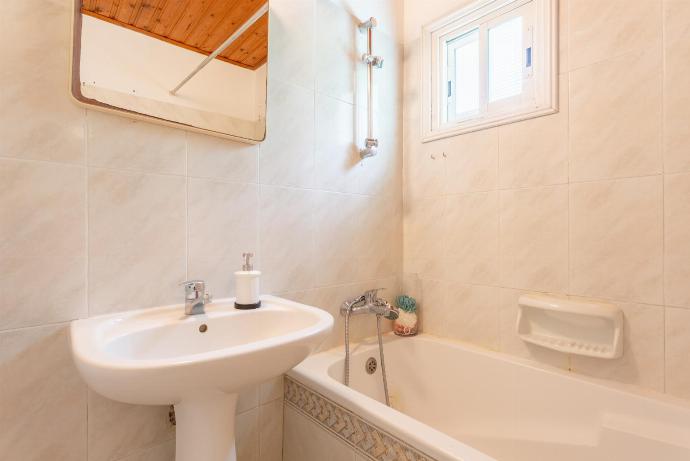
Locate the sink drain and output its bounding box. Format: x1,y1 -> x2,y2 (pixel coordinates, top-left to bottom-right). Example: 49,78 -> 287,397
365,357 -> 377,374
199,324 -> 208,333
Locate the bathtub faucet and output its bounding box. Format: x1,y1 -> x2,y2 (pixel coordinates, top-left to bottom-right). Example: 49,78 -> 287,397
340,288 -> 396,406
340,289 -> 399,320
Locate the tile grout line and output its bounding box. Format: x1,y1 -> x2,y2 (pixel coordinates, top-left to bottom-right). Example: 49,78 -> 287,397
566,10 -> 574,369
310,0 -> 319,299
496,126 -> 504,351
0,153 -> 394,199
185,131 -> 189,282
83,107 -> 90,461
256,155 -> 262,283
404,276 -> 672,312
660,0 -> 667,394
408,171 -> 672,201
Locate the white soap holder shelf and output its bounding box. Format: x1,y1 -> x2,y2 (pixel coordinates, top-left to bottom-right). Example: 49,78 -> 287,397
517,294 -> 623,359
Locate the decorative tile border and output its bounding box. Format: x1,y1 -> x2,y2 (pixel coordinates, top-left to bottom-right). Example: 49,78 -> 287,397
284,376 -> 438,461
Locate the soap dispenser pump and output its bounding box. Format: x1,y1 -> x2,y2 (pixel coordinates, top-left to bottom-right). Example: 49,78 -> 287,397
234,252 -> 261,310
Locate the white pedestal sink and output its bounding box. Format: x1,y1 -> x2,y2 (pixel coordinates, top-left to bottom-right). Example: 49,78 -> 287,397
70,295 -> 333,461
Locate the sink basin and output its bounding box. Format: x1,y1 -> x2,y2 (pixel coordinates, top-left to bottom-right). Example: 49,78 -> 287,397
71,295 -> 333,461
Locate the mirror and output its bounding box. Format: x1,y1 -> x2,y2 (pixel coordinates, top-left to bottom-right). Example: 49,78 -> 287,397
70,0 -> 268,143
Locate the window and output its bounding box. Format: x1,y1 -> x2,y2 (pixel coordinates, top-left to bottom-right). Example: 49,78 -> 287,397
422,0 -> 557,142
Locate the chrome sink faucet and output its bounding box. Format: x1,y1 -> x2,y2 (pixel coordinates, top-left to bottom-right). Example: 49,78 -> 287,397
340,288 -> 399,320
180,280 -> 212,315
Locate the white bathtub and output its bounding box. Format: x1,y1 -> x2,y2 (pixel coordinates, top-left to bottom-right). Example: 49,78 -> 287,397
288,334 -> 690,461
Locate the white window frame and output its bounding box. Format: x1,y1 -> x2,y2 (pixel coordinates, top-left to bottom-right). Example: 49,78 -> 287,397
445,28 -> 482,123
421,0 -> 558,142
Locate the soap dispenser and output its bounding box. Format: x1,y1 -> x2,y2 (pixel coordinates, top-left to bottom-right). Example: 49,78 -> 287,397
234,252 -> 261,309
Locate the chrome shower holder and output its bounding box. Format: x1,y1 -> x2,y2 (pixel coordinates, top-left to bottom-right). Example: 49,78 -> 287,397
359,17 -> 383,159
362,53 -> 384,68
358,17 -> 377,32
361,137 -> 379,159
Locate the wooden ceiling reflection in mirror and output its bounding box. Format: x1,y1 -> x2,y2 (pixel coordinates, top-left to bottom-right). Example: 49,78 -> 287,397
81,0 -> 268,70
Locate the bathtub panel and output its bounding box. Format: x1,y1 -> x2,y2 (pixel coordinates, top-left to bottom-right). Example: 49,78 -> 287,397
284,376 -> 457,461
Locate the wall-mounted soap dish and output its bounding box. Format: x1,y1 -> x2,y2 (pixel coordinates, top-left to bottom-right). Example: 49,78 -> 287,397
517,294 -> 623,359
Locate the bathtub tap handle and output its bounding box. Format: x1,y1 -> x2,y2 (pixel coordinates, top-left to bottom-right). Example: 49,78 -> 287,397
340,289 -> 398,320
363,288 -> 385,304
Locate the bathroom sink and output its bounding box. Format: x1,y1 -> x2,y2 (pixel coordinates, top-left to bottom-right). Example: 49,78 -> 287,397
70,295 -> 333,461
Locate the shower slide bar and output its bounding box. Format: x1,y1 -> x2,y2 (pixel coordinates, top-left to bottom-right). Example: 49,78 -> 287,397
359,17 -> 384,159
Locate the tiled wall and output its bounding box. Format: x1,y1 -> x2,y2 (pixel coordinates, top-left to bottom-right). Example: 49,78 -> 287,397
0,0 -> 403,460
403,0 -> 690,399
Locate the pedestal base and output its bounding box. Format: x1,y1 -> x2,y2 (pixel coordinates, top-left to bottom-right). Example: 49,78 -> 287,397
174,392 -> 238,461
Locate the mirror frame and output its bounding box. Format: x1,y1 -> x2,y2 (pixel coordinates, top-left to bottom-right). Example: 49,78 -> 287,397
69,0 -> 268,144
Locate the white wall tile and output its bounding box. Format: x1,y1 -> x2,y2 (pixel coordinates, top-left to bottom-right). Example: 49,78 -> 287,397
0,0 -> 85,165
260,376 -> 284,404
237,408 -> 260,461
404,140 -> 446,201
417,278 -> 447,336
268,0 -> 316,90
316,0 -> 360,104
0,159 -> 86,330
666,307 -> 690,399
259,186 -> 317,294
88,168 -> 186,315
444,129 -> 499,194
87,392 -> 173,461
259,400 -> 284,461
558,0 -> 569,74
664,173 -> 690,308
403,197 -> 445,280
499,185 -> 569,293
498,75 -> 569,189
314,94 -> 360,193
313,192 -> 363,286
570,49 -> 662,181
238,385 -> 260,414
570,176 -> 663,304
187,132 -> 258,182
443,283 -> 501,350
663,0 -> 690,174
116,441 -> 175,461
444,192 -> 500,285
259,80 -> 315,188
568,0 -> 661,70
351,195 -> 400,281
187,179 -> 258,298
87,111 -> 186,175
0,324 -> 87,461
